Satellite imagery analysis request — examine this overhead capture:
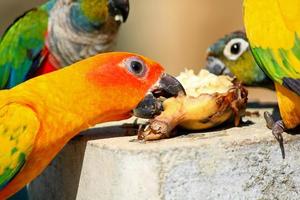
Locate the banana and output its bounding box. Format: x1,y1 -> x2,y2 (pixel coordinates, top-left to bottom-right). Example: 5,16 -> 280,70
138,69 -> 248,141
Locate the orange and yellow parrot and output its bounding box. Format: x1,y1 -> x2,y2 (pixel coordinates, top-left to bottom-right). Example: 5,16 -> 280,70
0,52 -> 184,199
244,0 -> 300,158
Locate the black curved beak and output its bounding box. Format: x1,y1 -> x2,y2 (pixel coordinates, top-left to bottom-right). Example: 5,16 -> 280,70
133,73 -> 186,119
108,0 -> 130,22
206,56 -> 233,77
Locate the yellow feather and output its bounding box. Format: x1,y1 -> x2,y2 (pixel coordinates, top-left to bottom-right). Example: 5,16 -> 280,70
0,52 -> 165,199
273,50 -> 300,78
244,0 -> 300,130
277,0 -> 300,32
244,0 -> 298,49
0,103 -> 39,182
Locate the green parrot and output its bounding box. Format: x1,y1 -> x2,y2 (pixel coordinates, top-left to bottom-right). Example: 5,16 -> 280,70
0,0 -> 129,89
206,31 -> 273,88
244,0 -> 300,158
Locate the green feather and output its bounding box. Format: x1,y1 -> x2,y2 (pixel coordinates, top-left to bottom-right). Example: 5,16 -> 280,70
292,35 -> 300,61
0,4 -> 50,89
0,152 -> 26,190
0,103 -> 39,190
251,34 -> 300,85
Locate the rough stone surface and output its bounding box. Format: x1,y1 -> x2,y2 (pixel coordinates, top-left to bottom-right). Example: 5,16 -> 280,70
28,108 -> 300,200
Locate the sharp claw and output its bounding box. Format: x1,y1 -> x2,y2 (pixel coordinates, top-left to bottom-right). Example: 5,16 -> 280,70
272,120 -> 286,159
264,111 -> 275,130
137,120 -> 170,141
137,124 -> 147,140
276,133 -> 285,159
263,111 -> 286,159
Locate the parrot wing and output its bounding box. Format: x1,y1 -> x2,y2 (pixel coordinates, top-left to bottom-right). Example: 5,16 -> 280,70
246,0 -> 300,95
0,103 -> 40,189
0,8 -> 49,89
251,45 -> 300,95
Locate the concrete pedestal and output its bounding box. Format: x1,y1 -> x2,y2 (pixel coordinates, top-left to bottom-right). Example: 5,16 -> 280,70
28,108 -> 300,200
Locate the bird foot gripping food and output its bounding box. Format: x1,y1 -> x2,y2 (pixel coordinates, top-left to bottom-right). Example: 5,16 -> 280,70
138,69 -> 248,141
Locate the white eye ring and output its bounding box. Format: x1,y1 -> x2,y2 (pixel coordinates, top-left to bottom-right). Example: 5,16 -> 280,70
223,38 -> 249,61
123,57 -> 147,77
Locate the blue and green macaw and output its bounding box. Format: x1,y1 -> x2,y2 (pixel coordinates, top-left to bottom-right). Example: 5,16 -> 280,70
244,0 -> 300,158
206,31 -> 273,88
0,0 -> 129,89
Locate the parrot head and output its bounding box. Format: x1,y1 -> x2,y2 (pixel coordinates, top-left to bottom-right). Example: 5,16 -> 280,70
69,0 -> 129,30
85,52 -> 185,121
47,0 -> 130,66
205,31 -> 272,87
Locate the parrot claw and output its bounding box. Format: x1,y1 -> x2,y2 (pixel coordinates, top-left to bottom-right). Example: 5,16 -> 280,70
263,111 -> 286,159
264,111 -> 275,130
138,120 -> 174,141
272,120 -> 286,159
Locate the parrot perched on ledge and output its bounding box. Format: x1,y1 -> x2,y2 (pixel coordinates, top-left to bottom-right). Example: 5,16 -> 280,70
244,0 -> 300,158
0,52 -> 185,199
0,0 -> 129,89
206,31 -> 273,88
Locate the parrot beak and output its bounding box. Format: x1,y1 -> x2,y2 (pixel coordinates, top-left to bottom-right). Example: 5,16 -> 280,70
108,0 -> 130,23
133,73 -> 186,119
205,56 -> 233,77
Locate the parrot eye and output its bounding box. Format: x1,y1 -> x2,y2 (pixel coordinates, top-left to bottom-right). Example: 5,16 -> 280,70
231,43 -> 240,54
131,61 -> 143,74
223,38 -> 249,61
124,57 -> 147,77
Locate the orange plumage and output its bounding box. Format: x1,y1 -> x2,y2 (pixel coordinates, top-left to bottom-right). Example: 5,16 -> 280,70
0,52 -> 166,198
275,83 -> 300,129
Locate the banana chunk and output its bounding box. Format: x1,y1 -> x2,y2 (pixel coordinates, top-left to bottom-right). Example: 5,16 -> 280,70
138,69 -> 248,141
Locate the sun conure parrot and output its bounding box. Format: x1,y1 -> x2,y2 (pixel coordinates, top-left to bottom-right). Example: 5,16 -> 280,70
0,0 -> 129,89
206,31 -> 273,88
0,52 -> 185,199
244,0 -> 300,158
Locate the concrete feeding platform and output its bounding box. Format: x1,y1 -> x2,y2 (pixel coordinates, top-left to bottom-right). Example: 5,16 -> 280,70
28,108 -> 300,200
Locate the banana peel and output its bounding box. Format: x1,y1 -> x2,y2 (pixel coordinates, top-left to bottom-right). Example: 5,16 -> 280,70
138,69 -> 248,141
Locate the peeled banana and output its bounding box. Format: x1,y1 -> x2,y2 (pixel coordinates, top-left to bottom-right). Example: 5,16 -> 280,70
138,69 -> 248,141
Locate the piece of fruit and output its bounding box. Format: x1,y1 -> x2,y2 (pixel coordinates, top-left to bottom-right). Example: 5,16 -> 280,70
138,69 -> 248,141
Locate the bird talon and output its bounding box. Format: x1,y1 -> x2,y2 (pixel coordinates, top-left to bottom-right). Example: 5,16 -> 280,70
137,120 -> 170,141
272,120 -> 286,159
263,112 -> 286,159
264,111 -> 275,130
